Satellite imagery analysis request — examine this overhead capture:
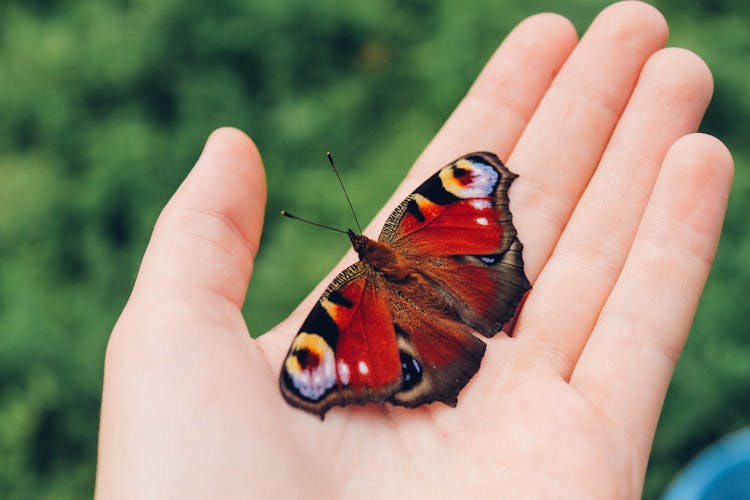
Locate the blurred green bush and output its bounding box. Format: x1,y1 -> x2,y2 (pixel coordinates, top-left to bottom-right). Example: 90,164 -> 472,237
0,0 -> 747,497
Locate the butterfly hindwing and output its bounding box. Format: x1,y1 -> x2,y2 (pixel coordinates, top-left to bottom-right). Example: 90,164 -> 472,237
384,289 -> 487,408
406,238 -> 529,337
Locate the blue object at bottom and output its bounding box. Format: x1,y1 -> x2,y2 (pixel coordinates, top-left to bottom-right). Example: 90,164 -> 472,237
663,428 -> 750,499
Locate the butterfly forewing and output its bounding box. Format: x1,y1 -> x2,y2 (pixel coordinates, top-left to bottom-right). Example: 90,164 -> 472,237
380,152 -> 517,255
280,264 -> 402,418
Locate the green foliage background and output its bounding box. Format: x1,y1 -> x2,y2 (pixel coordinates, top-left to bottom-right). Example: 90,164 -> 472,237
0,0 -> 747,497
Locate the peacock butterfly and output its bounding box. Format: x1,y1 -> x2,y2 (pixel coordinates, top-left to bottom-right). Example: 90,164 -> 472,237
279,152 -> 531,418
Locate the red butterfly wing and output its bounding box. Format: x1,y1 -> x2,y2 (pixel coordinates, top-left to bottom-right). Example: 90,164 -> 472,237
380,152 -> 516,255
279,264 -> 402,418
382,152 -> 530,337
279,262 -> 489,415
404,239 -> 529,337
384,289 -> 487,408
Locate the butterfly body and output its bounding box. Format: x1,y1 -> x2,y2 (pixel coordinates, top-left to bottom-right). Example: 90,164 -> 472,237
280,152 -> 531,418
348,231 -> 413,283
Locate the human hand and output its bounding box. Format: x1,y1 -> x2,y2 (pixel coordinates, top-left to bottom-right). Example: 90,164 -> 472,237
96,2 -> 733,498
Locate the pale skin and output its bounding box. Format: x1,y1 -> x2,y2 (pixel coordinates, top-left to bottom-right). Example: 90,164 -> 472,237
96,2 -> 734,498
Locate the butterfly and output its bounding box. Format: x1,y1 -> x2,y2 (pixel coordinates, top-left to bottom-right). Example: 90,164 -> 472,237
279,152 -> 531,419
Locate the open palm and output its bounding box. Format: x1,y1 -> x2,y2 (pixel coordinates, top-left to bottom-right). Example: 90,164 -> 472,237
96,3 -> 733,498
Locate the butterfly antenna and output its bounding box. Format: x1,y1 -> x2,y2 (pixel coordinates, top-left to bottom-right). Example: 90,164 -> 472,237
327,152 -> 363,234
280,210 -> 348,235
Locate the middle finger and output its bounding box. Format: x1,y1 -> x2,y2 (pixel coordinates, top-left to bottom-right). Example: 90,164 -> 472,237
513,47 -> 714,377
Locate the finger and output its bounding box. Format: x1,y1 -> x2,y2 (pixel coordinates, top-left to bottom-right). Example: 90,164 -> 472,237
375,12 -> 578,234
258,12 -> 578,358
104,126 -> 269,433
132,127 -> 266,310
99,130 -> 273,496
514,48 -> 714,377
508,1 -> 668,274
570,133 -> 733,457
408,12 -> 577,184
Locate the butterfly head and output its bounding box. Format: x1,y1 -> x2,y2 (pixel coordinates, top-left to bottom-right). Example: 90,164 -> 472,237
348,230 -> 381,263
347,229 -> 368,254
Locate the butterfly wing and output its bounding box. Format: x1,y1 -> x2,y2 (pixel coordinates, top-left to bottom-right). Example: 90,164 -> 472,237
279,263 -> 403,418
380,152 -> 530,337
279,262 -> 489,416
383,287 -> 487,408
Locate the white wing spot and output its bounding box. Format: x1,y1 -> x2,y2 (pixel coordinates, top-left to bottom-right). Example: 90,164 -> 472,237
470,199 -> 492,210
476,217 -> 489,226
338,360 -> 351,386
358,361 -> 369,375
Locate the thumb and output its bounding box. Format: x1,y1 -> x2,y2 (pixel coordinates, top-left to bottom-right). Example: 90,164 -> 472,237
132,127 -> 266,310
97,129 -> 270,497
